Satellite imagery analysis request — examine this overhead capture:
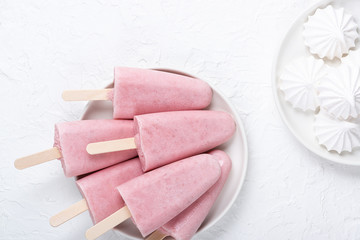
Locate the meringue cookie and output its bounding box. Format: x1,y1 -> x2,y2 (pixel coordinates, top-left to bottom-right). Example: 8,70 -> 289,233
314,110 -> 360,153
303,5 -> 358,60
342,48 -> 360,66
318,63 -> 360,120
280,56 -> 327,111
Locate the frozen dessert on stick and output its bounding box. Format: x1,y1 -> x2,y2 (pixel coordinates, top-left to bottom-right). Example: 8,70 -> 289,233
85,154 -> 221,239
14,120 -> 137,177
62,67 -> 212,119
147,150 -> 232,240
86,110 -> 236,171
50,158 -> 143,227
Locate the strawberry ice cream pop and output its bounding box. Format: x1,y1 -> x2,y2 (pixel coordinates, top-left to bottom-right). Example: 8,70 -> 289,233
14,120 -> 137,177
147,150 -> 232,240
62,67 -> 212,119
50,158 -> 143,227
85,154 -> 221,240
86,110 -> 236,172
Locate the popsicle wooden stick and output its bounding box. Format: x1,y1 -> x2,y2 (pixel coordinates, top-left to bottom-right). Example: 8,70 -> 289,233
146,230 -> 167,240
86,206 -> 131,240
14,147 -> 61,170
50,199 -> 89,227
86,137 -> 136,155
62,89 -> 113,101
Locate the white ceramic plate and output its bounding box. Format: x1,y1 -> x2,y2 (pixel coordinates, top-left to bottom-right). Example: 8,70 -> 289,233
272,0 -> 360,166
81,69 -> 248,239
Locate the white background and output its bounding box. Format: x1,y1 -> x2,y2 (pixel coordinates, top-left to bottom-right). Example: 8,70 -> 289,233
1,0 -> 360,239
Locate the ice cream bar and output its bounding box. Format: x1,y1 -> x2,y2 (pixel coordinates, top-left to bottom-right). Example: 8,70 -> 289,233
85,154 -> 221,239
77,158 -> 143,224
134,110 -> 235,171
50,158 -> 143,227
148,150 -> 232,240
86,110 -> 236,172
62,67 -> 213,119
14,120 -> 137,177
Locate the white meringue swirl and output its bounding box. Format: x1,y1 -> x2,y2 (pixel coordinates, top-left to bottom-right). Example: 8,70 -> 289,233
303,5 -> 358,60
280,56 -> 327,111
318,63 -> 360,120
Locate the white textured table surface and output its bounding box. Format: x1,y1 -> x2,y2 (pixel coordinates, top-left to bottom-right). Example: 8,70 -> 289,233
2,0 -> 360,239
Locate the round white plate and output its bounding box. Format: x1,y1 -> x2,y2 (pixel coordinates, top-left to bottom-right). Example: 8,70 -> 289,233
272,0 -> 360,166
81,69 -> 248,239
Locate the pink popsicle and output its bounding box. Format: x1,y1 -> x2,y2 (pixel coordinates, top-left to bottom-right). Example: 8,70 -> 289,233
134,110 -> 235,171
54,119 -> 137,177
117,154 -> 221,237
63,67 -> 213,119
153,150 -> 232,240
110,67 -> 212,119
76,158 -> 143,224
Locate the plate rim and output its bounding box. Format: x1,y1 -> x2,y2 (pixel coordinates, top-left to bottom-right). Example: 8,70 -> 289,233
271,0 -> 360,166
